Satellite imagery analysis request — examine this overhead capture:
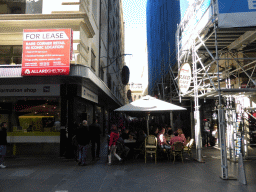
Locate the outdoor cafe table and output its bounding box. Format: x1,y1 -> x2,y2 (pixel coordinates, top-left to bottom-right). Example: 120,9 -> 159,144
124,139 -> 137,159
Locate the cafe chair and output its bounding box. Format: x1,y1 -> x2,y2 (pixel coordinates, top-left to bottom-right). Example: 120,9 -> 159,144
145,135 -> 157,164
171,142 -> 184,164
157,145 -> 170,161
134,142 -> 145,159
183,138 -> 194,158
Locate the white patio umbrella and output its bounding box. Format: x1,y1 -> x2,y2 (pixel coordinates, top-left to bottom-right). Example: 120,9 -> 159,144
114,95 -> 186,135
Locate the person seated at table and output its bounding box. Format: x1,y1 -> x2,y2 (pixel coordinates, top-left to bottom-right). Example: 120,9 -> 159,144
116,129 -> 130,159
122,129 -> 130,140
158,128 -> 171,150
130,130 -> 137,140
166,126 -> 173,136
177,128 -> 186,144
168,129 -> 173,137
117,129 -> 124,143
128,134 -> 134,141
169,131 -> 185,150
136,129 -> 146,146
152,127 -> 159,137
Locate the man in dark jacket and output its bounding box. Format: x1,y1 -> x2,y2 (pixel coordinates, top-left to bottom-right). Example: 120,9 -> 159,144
0,122 -> 7,168
76,120 -> 90,166
89,119 -> 101,161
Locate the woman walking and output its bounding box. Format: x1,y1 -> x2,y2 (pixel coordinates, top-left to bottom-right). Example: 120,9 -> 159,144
0,122 -> 7,168
108,124 -> 122,165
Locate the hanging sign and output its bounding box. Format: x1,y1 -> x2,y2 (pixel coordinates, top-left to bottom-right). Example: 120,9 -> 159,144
178,63 -> 192,94
22,28 -> 73,76
81,86 -> 98,104
121,65 -> 130,85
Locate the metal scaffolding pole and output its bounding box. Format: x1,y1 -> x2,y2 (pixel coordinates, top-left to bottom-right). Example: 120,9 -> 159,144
193,39 -> 203,162
214,22 -> 228,180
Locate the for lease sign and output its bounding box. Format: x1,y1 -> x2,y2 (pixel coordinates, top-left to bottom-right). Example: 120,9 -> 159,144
22,29 -> 73,76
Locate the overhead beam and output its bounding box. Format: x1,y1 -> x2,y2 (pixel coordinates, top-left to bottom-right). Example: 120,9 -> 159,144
228,31 -> 256,50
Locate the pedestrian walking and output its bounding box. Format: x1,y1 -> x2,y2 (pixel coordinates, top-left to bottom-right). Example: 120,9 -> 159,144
108,124 -> 122,165
203,119 -> 211,147
76,120 -> 90,166
0,122 -> 7,168
89,118 -> 101,161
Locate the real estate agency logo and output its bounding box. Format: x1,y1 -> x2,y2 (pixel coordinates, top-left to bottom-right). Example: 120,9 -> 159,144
24,68 -> 67,75
24,69 -> 31,74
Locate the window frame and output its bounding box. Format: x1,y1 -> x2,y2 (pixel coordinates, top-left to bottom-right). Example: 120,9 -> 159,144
0,45 -> 22,65
91,49 -> 96,71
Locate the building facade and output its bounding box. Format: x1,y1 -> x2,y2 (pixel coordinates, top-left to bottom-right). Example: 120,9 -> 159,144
128,83 -> 143,102
107,0 -> 127,104
0,0 -> 126,156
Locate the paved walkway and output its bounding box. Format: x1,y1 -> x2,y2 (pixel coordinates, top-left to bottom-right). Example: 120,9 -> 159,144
1,139 -> 256,192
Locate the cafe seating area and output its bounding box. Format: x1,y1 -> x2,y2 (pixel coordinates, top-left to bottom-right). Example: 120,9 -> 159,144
116,132 -> 194,164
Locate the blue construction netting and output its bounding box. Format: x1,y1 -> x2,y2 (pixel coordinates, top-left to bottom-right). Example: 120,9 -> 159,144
146,0 -> 180,95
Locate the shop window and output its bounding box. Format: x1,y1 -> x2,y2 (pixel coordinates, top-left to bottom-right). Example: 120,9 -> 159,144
107,73 -> 111,89
92,0 -> 97,21
113,18 -> 115,29
99,64 -> 104,81
91,49 -> 96,71
25,0 -> 42,14
0,1 -> 26,14
13,99 -> 61,133
108,32 -> 112,43
113,82 -> 115,93
109,1 -> 112,11
0,45 -> 22,65
115,59 -> 118,71
112,47 -> 115,57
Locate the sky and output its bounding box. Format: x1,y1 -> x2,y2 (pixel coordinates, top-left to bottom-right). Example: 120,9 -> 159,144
122,0 -> 148,88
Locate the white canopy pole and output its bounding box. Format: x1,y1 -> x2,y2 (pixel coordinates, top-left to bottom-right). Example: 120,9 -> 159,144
147,112 -> 150,135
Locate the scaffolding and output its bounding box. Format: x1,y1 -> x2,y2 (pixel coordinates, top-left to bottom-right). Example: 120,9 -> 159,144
176,0 -> 256,179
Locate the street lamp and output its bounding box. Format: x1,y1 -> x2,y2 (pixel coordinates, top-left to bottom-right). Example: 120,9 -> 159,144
102,54 -> 132,69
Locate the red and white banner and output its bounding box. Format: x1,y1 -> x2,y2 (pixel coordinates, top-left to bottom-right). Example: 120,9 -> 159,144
22,29 -> 73,76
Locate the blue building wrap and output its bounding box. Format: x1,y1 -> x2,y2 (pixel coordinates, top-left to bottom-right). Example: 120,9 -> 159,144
146,0 -> 180,95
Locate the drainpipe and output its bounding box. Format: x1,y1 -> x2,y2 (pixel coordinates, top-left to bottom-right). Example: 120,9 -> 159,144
107,0 -> 110,132
107,0 -> 110,80
98,0 -> 102,77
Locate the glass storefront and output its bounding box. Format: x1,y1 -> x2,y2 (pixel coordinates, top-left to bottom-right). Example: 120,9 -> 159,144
0,97 -> 61,156
0,97 -> 60,133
